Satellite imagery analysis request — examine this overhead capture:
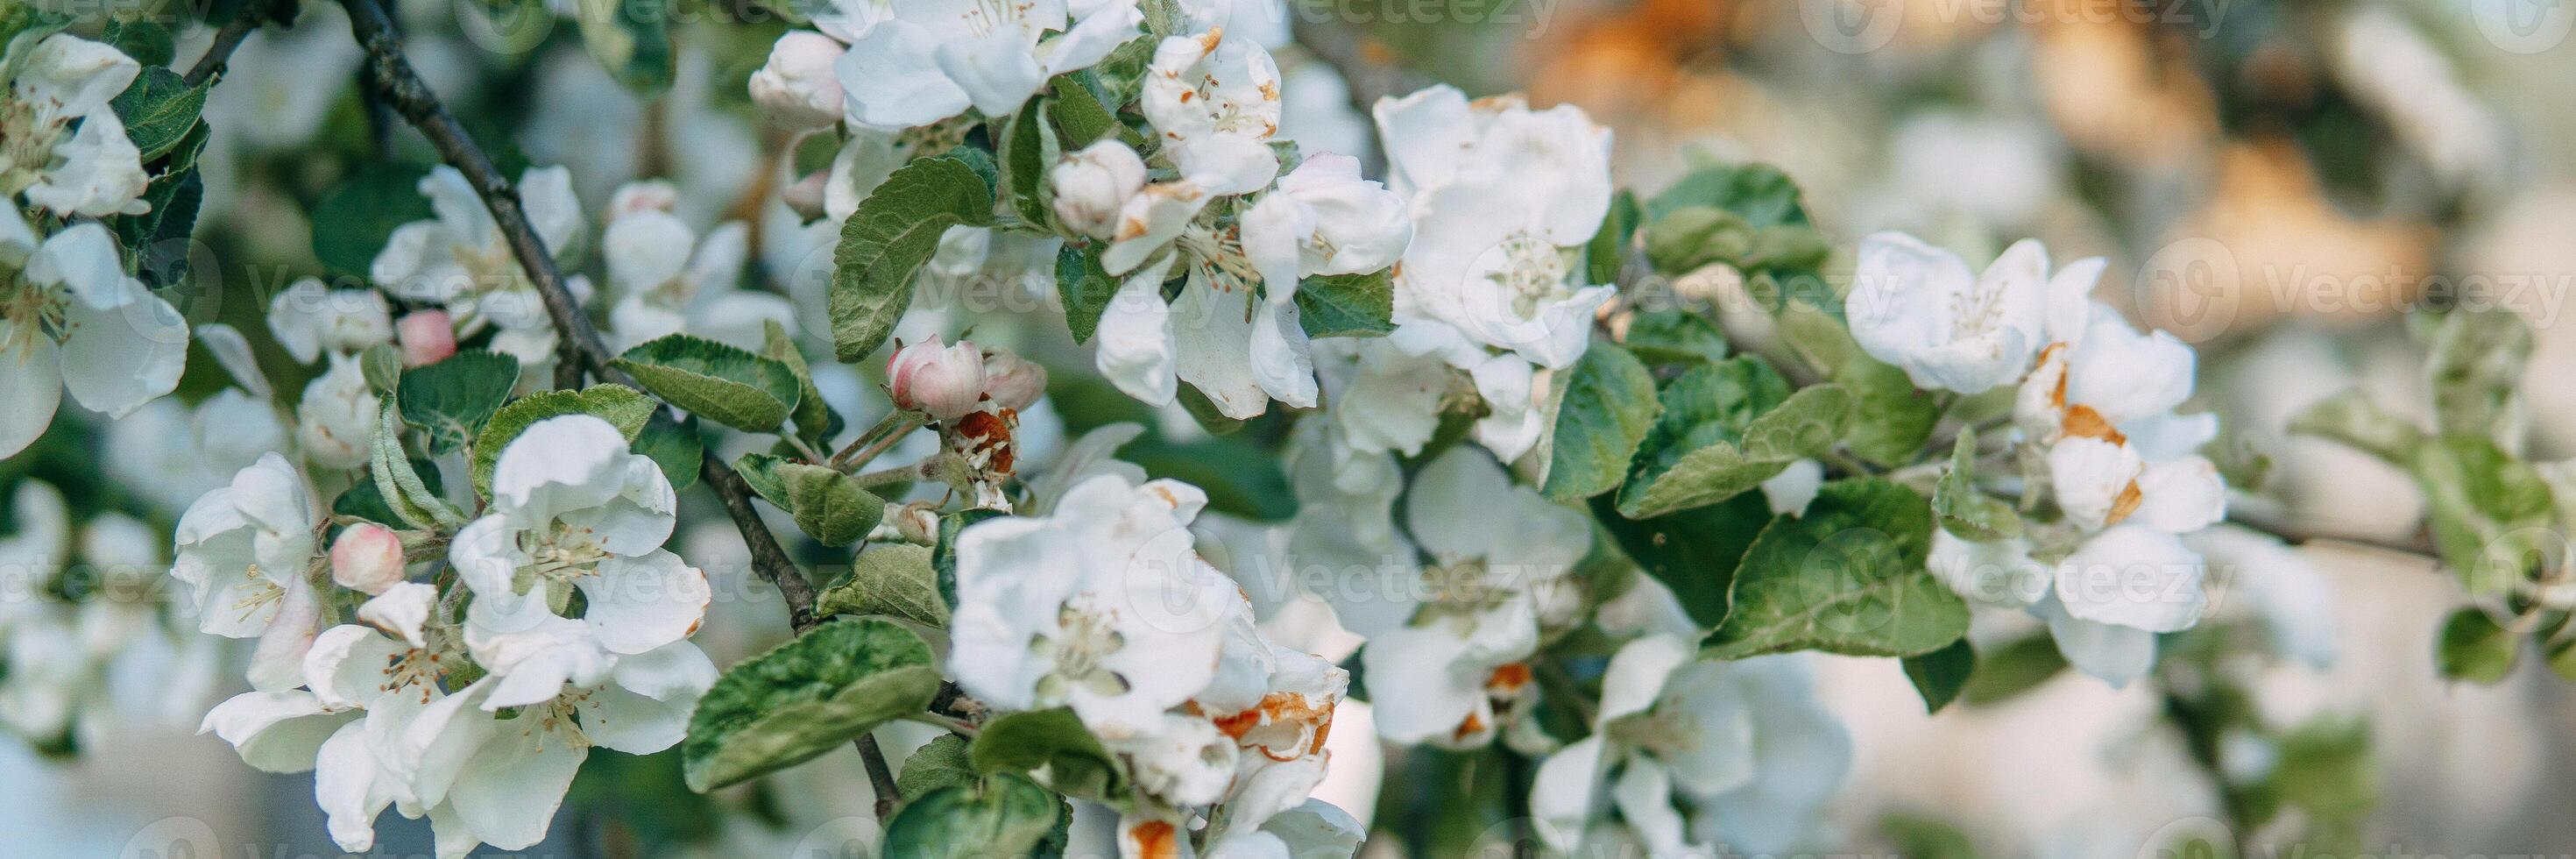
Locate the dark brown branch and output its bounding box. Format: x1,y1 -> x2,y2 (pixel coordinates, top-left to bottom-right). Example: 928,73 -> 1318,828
335,0 -> 881,799
183,11 -> 262,86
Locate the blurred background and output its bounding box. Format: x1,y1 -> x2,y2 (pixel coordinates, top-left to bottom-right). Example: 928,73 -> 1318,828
11,0 -> 2576,855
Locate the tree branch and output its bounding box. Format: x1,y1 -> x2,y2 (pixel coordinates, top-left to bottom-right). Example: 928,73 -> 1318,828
184,10 -> 262,86
2224,505 -> 2440,560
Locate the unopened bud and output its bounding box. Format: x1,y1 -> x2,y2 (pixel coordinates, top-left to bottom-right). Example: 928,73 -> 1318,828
1049,140 -> 1148,239
782,168 -> 831,221
890,500 -> 940,544
604,180 -> 680,224
330,523 -> 407,595
980,350 -> 1048,411
397,310 -> 456,367
887,337 -> 987,422
749,32 -> 846,131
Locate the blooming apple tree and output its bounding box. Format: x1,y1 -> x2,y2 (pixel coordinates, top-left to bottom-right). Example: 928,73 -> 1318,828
0,0 -> 2550,855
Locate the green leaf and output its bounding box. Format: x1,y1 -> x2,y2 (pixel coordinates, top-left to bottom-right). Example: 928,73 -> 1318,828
1048,75 -> 1117,147
2289,390 -> 2423,465
1644,205 -> 1828,276
1836,354 -> 1940,466
101,18 -> 174,67
1057,244 -> 1120,344
896,734 -> 979,799
369,403 -> 466,529
818,543 -> 948,627
471,385 -> 657,496
398,351 -> 520,453
2421,309 -> 2533,446
1702,479 -> 1968,659
2434,607 -> 2518,684
832,153 -> 998,362
110,67 -> 209,164
2272,716 -> 2379,823
1880,813 -> 1979,859
1618,310 -> 1727,366
968,708 -> 1124,801
1901,638 -> 1975,714
934,508 -> 1007,607
733,452 -> 793,509
775,463 -> 883,547
2413,435 -> 2557,595
1585,189 -> 1641,287
1124,436 -> 1296,522
333,459 -> 445,525
1542,344 -> 1660,501
115,167 -> 202,290
1647,161 -> 1812,228
881,774 -> 1061,859
761,321 -> 840,450
999,98 -> 1058,228
1933,429 -> 2020,542
1959,632 -> 2068,706
634,409 -> 704,492
1592,492 -> 1772,628
2546,637 -> 2576,683
1295,270 -> 1397,339
612,334 -> 802,433
681,617 -> 944,792
310,162 -> 435,279
1616,359 -> 1851,518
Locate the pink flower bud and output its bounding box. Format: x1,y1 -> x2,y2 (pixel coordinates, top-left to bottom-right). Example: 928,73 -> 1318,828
980,350 -> 1048,412
749,32 -> 846,131
330,523 -> 407,595
397,310 -> 456,367
604,180 -> 679,224
887,337 -> 987,422
782,168 -> 831,221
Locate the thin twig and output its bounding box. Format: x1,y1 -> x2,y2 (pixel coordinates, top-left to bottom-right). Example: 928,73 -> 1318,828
2223,504 -> 2440,559
336,0 -> 890,802
183,12 -> 261,86
856,733 -> 902,820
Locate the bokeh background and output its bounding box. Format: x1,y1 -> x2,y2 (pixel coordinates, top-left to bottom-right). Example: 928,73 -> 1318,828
10,0 -> 2576,855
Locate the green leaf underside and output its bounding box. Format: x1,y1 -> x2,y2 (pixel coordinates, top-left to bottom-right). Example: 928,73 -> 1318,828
832,153 -> 997,362
1295,270 -> 1397,339
471,385 -> 655,496
818,543 -> 949,627
1543,344 -> 1660,502
881,773 -> 1061,859
397,351 -> 520,453
1617,358 -> 1851,519
612,334 -> 802,433
1901,638 -> 1975,713
681,617 -> 943,792
968,707 -> 1124,801
1702,478 -> 1968,659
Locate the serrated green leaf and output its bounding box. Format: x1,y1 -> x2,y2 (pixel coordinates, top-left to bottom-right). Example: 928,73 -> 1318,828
832,154 -> 998,362
761,321 -> 839,450
1619,310 -> 1727,366
2422,309 -> 2533,448
881,773 -> 1061,859
1901,638 -> 1974,714
1543,344 -> 1659,501
1049,75 -> 1117,147
1616,359 -> 1851,518
1702,479 -> 1968,659
896,734 -> 979,799
2289,390 -> 2422,465
634,409 -> 703,492
1057,243 -> 1119,344
775,463 -> 882,547
819,543 -> 948,627
681,617 -> 943,792
2413,434 -> 2556,595
612,334 -> 802,433
1295,270 -> 1396,339
117,167 -> 202,290
101,18 -> 173,67
1592,492 -> 1772,628
999,98 -> 1058,228
471,385 -> 657,495
2436,606 -> 2517,684
110,67 -> 208,164
1934,430 -> 2019,542
968,708 -> 1125,801
397,351 -> 520,453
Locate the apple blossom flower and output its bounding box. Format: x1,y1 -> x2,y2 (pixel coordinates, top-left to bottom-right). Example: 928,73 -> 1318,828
1845,235 -> 2071,394
888,336 -> 988,421
1531,636 -> 1851,857
0,219 -> 189,458
295,354 -> 380,470
832,0 -> 1143,129
370,165 -> 584,337
1051,139 -> 1150,239
4,34 -> 150,217
173,453 -> 321,639
1143,28 -> 1286,195
980,349 -> 1050,411
599,204 -> 789,351
447,415 -> 710,709
950,473 -> 1242,740
329,524 -> 408,595
749,31 -> 847,130
396,309 -> 457,366
266,278 -> 394,365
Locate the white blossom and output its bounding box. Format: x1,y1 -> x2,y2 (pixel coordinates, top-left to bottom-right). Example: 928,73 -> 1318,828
173,454 -> 320,639
832,0 -> 1143,129
5,34 -> 150,217
0,220 -> 189,457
